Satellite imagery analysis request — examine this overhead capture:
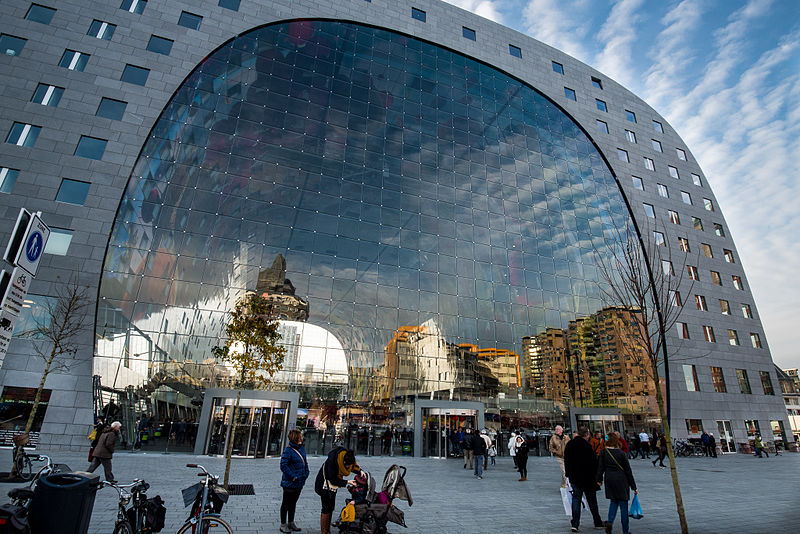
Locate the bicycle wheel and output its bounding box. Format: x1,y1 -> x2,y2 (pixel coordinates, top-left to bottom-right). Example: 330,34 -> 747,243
113,521 -> 134,534
176,516 -> 234,534
15,455 -> 32,481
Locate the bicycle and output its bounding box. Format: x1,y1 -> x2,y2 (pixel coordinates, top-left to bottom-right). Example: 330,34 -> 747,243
13,452 -> 68,484
102,479 -> 158,534
178,463 -> 233,534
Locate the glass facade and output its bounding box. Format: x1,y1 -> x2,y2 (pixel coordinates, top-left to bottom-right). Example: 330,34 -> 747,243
95,20 -> 634,453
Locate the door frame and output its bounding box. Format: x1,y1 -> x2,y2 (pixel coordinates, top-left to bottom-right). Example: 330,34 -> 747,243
413,399 -> 484,458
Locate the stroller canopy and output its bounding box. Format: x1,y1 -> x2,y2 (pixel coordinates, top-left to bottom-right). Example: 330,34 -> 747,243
381,465 -> 412,506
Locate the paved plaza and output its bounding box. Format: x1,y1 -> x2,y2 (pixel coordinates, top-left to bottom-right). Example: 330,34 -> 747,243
5,449 -> 799,533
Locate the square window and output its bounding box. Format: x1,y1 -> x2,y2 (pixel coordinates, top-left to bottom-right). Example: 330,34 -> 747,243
88,20 -> 116,40
657,183 -> 668,197
31,84 -> 64,107
509,44 -> 522,58
219,0 -> 241,10
668,210 -> 680,224
692,173 -> 702,187
59,49 -> 90,71
695,295 -> 707,311
178,11 -> 203,30
741,303 -> 752,318
121,64 -> 150,86
713,223 -> 725,237
653,120 -> 664,133
411,7 -> 426,22
147,35 -> 174,55
643,157 -> 655,171
692,217 -> 703,231
653,231 -> 665,246
651,139 -> 662,152
0,167 -> 20,193
596,99 -> 607,112
6,122 -> 41,147
703,325 -> 716,343
736,369 -> 751,394
56,178 -> 90,205
750,333 -> 761,348
643,203 -> 655,218
462,27 -> 476,41
552,61 -> 564,74
591,77 -> 603,89
687,265 -> 699,280
96,97 -> 127,120
662,260 -> 674,276
732,275 -> 743,290
121,0 -> 146,13
617,148 -> 629,162
1,34 -> 28,56
701,243 -> 713,258
25,4 -> 57,25
681,191 -> 692,204
676,322 -> 690,339
564,87 -> 576,101
723,249 -> 734,263
676,148 -> 687,161
596,120 -> 609,134
74,135 -> 107,160
625,110 -> 637,123
728,329 -> 740,346
711,367 -> 726,392
625,130 -> 636,143
719,299 -> 730,315
703,198 -> 714,211
710,271 -> 722,286
631,176 -> 643,190
668,165 -> 679,179
44,228 -> 73,255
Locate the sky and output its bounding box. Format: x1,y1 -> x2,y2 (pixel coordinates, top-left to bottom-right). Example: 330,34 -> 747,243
445,0 -> 800,369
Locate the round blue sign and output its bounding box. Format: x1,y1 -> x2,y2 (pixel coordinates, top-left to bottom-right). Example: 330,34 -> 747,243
25,231 -> 43,263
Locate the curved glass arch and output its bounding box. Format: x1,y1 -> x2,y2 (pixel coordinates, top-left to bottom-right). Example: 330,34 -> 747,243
96,20 -> 638,413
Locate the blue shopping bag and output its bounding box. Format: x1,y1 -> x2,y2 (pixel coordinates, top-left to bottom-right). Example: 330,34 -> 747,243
629,494 -> 643,519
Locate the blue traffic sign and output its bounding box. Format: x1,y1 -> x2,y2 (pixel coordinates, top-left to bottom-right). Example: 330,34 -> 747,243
25,231 -> 43,263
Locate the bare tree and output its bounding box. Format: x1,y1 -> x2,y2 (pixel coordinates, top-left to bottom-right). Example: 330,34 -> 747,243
12,276 -> 91,473
211,292 -> 285,487
594,220 -> 694,534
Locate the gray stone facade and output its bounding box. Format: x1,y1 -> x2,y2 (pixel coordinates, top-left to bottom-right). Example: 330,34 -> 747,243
0,0 -> 791,450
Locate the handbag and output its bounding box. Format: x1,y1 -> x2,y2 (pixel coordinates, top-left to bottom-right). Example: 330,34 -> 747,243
561,481 -> 590,517
87,428 -> 97,442
629,494 -> 643,519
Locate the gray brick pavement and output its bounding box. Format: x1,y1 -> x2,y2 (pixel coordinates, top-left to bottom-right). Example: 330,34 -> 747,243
4,450 -> 799,533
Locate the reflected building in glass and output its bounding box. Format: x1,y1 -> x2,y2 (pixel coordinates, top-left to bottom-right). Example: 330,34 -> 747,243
0,0 -> 792,455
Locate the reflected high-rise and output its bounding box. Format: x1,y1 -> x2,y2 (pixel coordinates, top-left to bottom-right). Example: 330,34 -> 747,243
0,0 -> 792,455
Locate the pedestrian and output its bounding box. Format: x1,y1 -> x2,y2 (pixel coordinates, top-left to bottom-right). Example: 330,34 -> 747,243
700,431 -> 710,456
651,432 -> 667,468
638,429 -> 651,459
515,435 -> 529,482
548,424 -> 570,488
87,421 -> 121,483
590,431 -> 605,456
596,433 -> 638,534
617,432 -> 629,457
314,446 -> 360,534
88,417 -> 105,462
480,429 -> 492,470
629,433 -> 640,459
473,428 -> 488,479
462,428 -> 475,470
508,431 -> 518,471
753,434 -> 768,458
488,441 -> 497,466
279,429 -> 309,533
382,427 -> 393,455
708,432 -> 718,458
564,426 -> 604,532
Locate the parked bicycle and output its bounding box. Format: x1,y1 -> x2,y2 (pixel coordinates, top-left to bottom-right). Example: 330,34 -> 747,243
178,464 -> 232,534
13,452 -> 68,485
102,479 -> 165,534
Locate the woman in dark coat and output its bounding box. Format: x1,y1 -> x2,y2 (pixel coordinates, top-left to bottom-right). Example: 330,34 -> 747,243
514,435 -> 529,481
314,446 -> 360,534
279,429 -> 310,533
596,432 -> 637,534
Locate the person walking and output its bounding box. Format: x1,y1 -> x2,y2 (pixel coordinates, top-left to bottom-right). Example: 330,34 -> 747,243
480,430 -> 492,471
88,417 -> 106,463
753,434 -> 768,458
638,429 -> 651,459
629,433 -> 640,460
462,428 -> 475,470
515,435 -> 529,482
700,431 -> 710,456
617,432 -> 629,458
652,432 -> 667,468
564,426 -> 604,532
314,446 -> 360,534
473,428 -> 488,479
708,433 -> 718,458
590,431 -> 605,456
279,429 -> 310,533
596,433 -> 638,534
87,421 -> 121,483
488,441 -> 497,466
548,425 -> 570,487
508,432 -> 518,471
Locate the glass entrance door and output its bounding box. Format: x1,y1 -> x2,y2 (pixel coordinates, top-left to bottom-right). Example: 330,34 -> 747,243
716,420 -> 735,453
420,408 -> 477,458
205,397 -> 289,457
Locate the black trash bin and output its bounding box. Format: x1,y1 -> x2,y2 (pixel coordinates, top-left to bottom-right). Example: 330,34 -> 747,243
29,471 -> 101,534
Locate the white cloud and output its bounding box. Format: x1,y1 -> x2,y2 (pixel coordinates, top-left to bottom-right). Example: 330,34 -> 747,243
521,0 -> 593,63
442,0 -> 505,23
593,0 -> 645,86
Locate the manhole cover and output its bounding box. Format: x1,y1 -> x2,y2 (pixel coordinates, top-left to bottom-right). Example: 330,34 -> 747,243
226,484 -> 255,495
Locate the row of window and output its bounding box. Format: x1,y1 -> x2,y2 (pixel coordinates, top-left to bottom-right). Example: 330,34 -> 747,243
649,228 -> 735,264
676,322 -> 760,347
683,365 -> 772,395
635,180 -> 712,209
617,147 -> 702,185
670,291 -> 753,318
661,254 -> 744,290
5,124 -> 107,159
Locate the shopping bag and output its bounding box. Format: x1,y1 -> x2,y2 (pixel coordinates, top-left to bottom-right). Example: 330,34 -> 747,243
629,494 -> 643,519
560,486 -> 572,516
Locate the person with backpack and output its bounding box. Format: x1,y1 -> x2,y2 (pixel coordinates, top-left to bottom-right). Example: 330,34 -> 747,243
315,445 -> 360,534
280,429 -> 309,533
596,433 -> 638,534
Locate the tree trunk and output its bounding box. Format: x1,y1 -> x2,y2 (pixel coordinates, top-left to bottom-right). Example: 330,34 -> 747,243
223,387 -> 242,488
652,366 -> 689,534
11,347 -> 56,475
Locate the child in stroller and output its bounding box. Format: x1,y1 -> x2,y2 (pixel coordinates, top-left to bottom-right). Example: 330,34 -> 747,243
335,465 -> 413,534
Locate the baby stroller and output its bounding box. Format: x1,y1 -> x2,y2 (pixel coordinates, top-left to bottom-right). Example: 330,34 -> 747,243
335,464 -> 413,534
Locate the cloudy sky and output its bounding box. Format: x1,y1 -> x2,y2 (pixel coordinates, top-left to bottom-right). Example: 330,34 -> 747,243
445,0 -> 800,369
